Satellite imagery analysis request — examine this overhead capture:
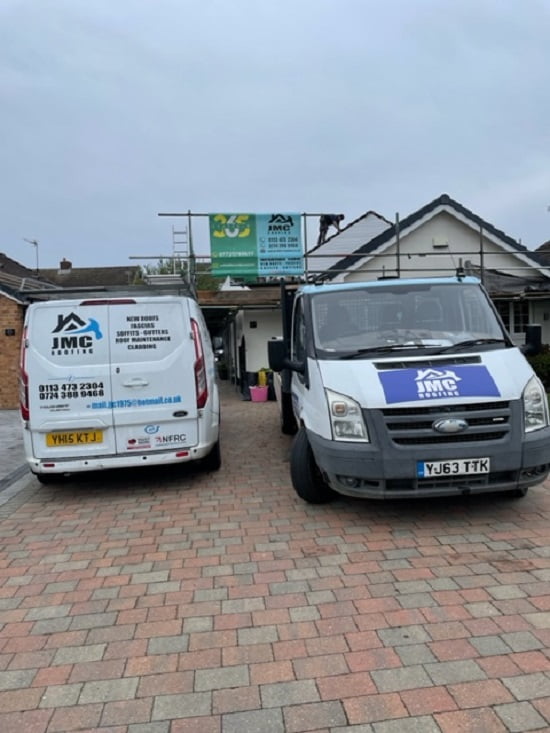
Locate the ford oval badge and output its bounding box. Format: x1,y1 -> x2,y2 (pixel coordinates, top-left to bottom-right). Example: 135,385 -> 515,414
433,418 -> 468,434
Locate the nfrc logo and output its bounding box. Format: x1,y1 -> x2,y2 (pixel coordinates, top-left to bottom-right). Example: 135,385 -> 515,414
51,313 -> 103,355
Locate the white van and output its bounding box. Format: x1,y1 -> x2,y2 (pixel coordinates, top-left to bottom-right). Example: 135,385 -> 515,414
269,276 -> 550,503
20,295 -> 220,483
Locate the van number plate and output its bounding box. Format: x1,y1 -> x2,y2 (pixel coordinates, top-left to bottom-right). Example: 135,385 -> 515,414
46,430 -> 103,447
417,457 -> 490,478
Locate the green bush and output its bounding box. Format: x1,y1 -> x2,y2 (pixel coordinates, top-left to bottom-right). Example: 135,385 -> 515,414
526,345 -> 550,389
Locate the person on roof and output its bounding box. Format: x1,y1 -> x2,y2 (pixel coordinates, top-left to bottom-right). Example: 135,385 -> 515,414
317,213 -> 345,245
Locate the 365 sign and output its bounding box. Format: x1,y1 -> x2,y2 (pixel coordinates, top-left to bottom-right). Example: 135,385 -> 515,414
209,213 -> 303,278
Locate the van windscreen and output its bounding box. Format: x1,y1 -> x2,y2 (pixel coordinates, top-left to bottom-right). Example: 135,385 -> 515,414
313,283 -> 506,353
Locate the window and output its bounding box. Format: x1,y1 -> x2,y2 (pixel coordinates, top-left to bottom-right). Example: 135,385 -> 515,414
494,300 -> 510,331
512,300 -> 529,333
493,300 -> 529,334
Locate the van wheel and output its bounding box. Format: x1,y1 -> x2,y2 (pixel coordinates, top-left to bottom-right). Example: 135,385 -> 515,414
202,440 -> 221,472
281,392 -> 297,435
508,487 -> 528,498
33,472 -> 65,485
290,428 -> 335,504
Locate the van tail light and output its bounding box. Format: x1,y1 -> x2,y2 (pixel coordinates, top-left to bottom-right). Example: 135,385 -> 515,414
19,326 -> 29,420
191,319 -> 208,408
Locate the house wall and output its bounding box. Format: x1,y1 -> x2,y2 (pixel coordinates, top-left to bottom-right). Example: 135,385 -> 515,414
235,309 -> 282,374
0,296 -> 25,410
344,212 -> 542,283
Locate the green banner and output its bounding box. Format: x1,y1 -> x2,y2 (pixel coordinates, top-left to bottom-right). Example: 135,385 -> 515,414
209,213 -> 303,278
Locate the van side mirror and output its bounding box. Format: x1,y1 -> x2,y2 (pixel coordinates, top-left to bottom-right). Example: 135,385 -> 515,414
268,339 -> 305,374
522,324 -> 542,357
268,340 -> 286,372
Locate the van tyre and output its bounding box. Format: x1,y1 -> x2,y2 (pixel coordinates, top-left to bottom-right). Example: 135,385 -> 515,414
290,427 -> 335,504
508,487 -> 528,498
33,472 -> 65,485
281,392 -> 297,435
202,439 -> 221,472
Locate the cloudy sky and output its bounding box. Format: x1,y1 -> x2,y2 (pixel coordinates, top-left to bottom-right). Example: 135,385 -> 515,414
1,0 -> 550,272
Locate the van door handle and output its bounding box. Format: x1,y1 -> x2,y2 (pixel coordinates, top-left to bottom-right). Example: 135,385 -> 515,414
122,378 -> 149,387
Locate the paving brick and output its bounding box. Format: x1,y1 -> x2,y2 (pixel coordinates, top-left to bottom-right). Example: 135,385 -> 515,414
53,643 -> 105,665
343,692 -> 408,725
171,717 -> 221,733
468,634 -> 513,656
283,700 -> 346,731
249,660 -> 294,685
260,679 -> 320,708
494,701 -> 548,732
24,604 -> 72,621
32,665 -> 72,688
79,676 -> 139,703
151,691 -> 212,720
0,709 -> 53,733
31,617 -> 72,634
400,685 -> 457,715
69,612 -> 118,631
69,658 -> 125,683
377,625 -> 431,646
129,723 -> 170,733
424,659 -> 487,685
371,717 -> 441,732
511,650 -> 550,673
39,683 -> 82,708
501,631 -> 544,652
47,702 -> 103,732
371,664 -> 432,693
212,684 -> 261,714
447,679 -> 514,708
0,668 -> 37,690
195,664 -> 249,691
101,697 -> 153,726
394,643 -> 437,666
502,672 -> 550,700
222,708 -> 284,733
147,634 -> 189,654
0,687 -> 44,713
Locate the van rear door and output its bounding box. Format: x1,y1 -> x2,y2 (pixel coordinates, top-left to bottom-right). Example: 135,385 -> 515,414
108,297 -> 200,455
25,300 -> 115,459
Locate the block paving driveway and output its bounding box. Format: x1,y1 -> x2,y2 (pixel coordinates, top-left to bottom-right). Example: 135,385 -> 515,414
0,382 -> 549,732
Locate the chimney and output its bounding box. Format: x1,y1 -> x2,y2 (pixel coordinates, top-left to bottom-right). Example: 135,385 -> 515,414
59,258 -> 72,272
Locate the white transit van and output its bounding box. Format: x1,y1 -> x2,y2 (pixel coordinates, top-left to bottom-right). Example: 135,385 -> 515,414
268,276 -> 550,503
20,295 -> 220,483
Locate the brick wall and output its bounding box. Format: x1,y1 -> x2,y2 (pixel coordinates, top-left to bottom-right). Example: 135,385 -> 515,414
0,296 -> 25,409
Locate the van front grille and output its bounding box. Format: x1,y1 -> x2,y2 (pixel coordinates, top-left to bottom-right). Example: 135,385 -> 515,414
379,401 -> 511,446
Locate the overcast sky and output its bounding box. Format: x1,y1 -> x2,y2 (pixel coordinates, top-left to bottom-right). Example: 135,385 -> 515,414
1,0 -> 550,272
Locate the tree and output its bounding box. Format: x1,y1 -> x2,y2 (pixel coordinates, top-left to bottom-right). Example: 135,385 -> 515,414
142,258 -> 220,291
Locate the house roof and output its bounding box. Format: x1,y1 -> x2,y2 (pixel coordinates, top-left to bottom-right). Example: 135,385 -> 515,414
306,210 -> 391,275
0,252 -> 46,280
39,264 -> 142,288
0,252 -> 61,302
320,193 -> 549,281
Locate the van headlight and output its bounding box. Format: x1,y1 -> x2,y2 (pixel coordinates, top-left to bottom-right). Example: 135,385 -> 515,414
325,389 -> 369,442
523,375 -> 549,433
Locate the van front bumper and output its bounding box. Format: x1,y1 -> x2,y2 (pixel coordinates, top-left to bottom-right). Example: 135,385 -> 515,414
307,426 -> 550,499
